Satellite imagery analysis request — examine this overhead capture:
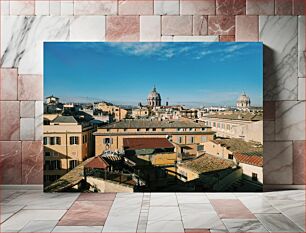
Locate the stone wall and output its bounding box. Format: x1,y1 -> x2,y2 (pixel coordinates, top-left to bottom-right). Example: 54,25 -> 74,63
0,0 -> 305,188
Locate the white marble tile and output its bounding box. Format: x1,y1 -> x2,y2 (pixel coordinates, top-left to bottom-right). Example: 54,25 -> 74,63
256,213 -> 304,232
70,16 -> 106,41
298,16 -> 305,78
223,219 -> 269,232
61,1 -> 74,16
146,221 -> 184,233
268,200 -> 305,230
140,16 -> 161,42
298,78 -> 305,100
35,101 -> 43,140
176,193 -> 210,204
1,16 -> 70,75
238,196 -> 279,214
6,192 -> 79,210
173,36 -> 219,41
50,1 -> 61,16
20,220 -> 58,232
20,101 -> 35,118
103,199 -> 141,233
35,1 -> 50,15
0,204 -> 25,223
0,209 -> 66,232
259,16 -> 298,101
1,0 -> 10,15
154,0 -> 179,15
180,204 -> 220,229
263,141 -> 293,184
148,206 -> 181,221
74,1 -> 117,15
275,101 -> 305,140
10,0 -> 35,15
20,118 -> 35,140
52,226 -> 104,232
150,193 -> 177,206
263,190 -> 305,201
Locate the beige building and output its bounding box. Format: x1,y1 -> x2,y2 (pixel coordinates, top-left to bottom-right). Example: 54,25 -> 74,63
94,102 -> 127,122
43,115 -> 95,185
203,138 -> 263,183
94,119 -> 215,155
200,112 -> 263,143
132,107 -> 150,118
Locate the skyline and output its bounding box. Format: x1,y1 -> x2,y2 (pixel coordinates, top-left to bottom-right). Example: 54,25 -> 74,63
44,42 -> 263,107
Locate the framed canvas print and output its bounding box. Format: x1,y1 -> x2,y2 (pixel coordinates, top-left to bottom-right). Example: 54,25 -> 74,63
43,42 -> 263,192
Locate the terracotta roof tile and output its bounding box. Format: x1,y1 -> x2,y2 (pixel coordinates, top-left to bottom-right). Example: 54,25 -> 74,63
234,152 -> 263,167
123,138 -> 174,150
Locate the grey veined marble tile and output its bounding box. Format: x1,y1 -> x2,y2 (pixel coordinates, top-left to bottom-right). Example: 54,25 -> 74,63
256,214 -> 304,232
298,16 -> 305,78
275,101 -> 305,140
260,16 -> 298,101
1,16 -> 70,75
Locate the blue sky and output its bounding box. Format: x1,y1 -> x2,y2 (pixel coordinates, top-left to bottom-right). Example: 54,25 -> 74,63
44,42 -> 263,107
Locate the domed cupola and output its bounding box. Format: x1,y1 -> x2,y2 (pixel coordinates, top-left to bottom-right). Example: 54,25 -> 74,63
236,92 -> 251,109
147,86 -> 161,107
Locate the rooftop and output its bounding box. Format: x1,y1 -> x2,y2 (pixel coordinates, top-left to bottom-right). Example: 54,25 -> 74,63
85,156 -> 109,169
52,115 -> 78,124
100,119 -> 208,129
123,138 -> 174,150
179,154 -> 235,174
204,112 -> 262,121
211,138 -> 263,156
234,152 -> 263,167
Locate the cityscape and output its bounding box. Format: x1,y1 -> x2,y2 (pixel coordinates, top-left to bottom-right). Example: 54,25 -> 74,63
44,42 -> 263,192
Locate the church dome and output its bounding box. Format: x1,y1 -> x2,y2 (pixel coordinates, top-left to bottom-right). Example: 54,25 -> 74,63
148,87 -> 161,100
237,93 -> 250,102
147,86 -> 161,107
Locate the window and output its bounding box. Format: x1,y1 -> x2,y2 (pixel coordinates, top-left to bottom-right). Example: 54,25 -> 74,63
217,123 -> 220,128
50,137 -> 55,145
177,128 -> 183,132
152,128 -> 156,131
213,122 -> 216,127
228,154 -> 234,160
69,160 -> 78,169
252,173 -> 258,181
82,135 -> 87,143
45,160 -> 61,170
201,136 -> 207,142
45,151 -> 51,156
56,137 -> 61,145
201,128 -> 206,131
146,128 -> 149,131
178,136 -> 183,144
123,128 -> 127,132
197,145 -> 204,151
43,137 -> 48,145
188,136 -> 194,143
70,136 -> 79,145
137,128 -> 140,132
103,138 -> 112,144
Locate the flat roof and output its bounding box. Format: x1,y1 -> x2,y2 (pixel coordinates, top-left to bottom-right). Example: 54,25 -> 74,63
204,113 -> 263,121
99,119 -> 209,129
179,154 -> 235,174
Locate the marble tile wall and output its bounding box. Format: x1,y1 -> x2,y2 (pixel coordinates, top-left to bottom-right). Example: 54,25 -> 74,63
0,0 -> 305,186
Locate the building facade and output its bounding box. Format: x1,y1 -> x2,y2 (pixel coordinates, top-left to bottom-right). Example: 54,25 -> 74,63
236,92 -> 251,109
43,115 -> 95,185
94,102 -> 127,122
94,119 -> 215,155
200,112 -> 263,143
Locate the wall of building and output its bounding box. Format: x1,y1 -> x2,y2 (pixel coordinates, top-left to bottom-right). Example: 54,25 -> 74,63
0,0 -> 304,188
240,162 -> 263,183
87,176 -> 134,192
